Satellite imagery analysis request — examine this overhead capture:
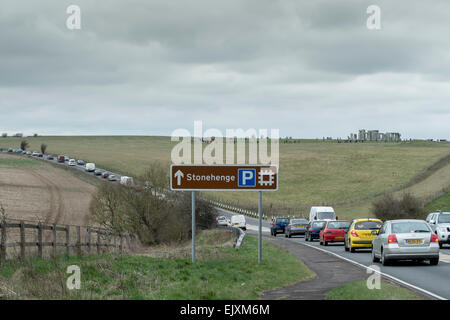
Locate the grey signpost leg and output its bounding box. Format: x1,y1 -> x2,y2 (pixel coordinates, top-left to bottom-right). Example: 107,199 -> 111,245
258,191 -> 262,263
192,190 -> 196,263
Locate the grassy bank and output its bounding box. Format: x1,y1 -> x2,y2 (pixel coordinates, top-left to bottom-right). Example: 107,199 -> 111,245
326,280 -> 425,300
0,232 -> 314,299
425,192 -> 450,212
2,137 -> 449,219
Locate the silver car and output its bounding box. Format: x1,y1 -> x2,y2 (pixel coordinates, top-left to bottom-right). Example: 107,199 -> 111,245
426,211 -> 450,248
285,218 -> 309,238
372,219 -> 439,266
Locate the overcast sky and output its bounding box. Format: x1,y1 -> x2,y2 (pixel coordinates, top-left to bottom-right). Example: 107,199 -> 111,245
1,0 -> 449,139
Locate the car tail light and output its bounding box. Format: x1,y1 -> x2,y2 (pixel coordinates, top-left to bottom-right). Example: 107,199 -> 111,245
311,229 -> 316,232
388,234 -> 398,243
273,223 -> 277,228
431,233 -> 439,243
288,224 -> 294,228
351,231 -> 358,237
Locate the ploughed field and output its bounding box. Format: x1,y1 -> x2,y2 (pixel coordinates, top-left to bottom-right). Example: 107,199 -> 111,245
0,153 -> 96,226
3,136 -> 450,218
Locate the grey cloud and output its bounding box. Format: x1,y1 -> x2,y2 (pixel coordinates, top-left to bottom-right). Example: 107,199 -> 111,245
0,0 -> 449,139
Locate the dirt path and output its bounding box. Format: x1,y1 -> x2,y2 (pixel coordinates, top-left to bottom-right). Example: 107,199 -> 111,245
27,170 -> 65,224
260,237 -> 368,299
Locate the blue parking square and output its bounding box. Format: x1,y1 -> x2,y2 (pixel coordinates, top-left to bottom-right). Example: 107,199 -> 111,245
238,169 -> 256,187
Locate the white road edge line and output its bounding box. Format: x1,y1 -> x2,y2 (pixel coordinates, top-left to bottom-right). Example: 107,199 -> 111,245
300,241 -> 446,300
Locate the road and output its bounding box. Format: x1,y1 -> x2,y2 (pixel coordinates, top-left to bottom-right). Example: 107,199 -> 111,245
218,206 -> 450,300
0,150 -> 124,184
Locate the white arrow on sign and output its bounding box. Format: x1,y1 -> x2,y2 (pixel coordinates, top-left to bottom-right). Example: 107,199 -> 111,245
174,170 -> 184,185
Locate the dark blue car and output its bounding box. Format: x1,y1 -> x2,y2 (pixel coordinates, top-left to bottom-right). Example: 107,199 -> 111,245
271,217 -> 289,236
305,220 -> 326,242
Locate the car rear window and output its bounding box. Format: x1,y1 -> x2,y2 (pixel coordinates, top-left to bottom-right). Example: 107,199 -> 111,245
391,221 -> 430,234
438,214 -> 450,224
317,212 -> 335,220
290,219 -> 308,224
355,221 -> 382,230
276,218 -> 289,223
327,221 -> 349,229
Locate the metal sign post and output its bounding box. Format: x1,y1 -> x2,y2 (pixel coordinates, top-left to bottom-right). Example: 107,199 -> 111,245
258,191 -> 262,263
192,191 -> 196,263
170,164 -> 278,263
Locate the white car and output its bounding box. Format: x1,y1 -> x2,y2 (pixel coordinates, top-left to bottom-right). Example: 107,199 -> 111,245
216,216 -> 230,227
427,211 -> 450,248
68,159 -> 76,166
85,163 -> 96,172
231,215 -> 246,230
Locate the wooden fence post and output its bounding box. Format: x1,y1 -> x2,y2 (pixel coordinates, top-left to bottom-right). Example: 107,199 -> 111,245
20,220 -> 25,260
119,234 -> 123,254
87,227 -> 91,254
66,225 -> 70,256
76,226 -> 81,256
52,223 -> 57,258
97,230 -> 101,254
1,219 -> 6,262
38,222 -> 43,258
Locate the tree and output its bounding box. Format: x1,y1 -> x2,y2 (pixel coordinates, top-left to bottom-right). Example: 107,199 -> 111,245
40,144 -> 47,154
20,140 -> 29,150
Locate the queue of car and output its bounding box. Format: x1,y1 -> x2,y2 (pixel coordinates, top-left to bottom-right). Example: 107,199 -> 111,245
0,146 -> 131,185
270,206 -> 449,266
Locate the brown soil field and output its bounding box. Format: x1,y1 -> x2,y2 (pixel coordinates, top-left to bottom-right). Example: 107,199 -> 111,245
0,153 -> 96,226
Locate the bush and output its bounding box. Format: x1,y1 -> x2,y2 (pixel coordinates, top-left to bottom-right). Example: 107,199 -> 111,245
20,140 -> 29,151
372,193 -> 425,221
40,144 -> 47,154
90,162 -> 217,245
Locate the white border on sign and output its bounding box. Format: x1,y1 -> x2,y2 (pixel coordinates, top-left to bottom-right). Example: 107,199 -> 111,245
169,164 -> 279,192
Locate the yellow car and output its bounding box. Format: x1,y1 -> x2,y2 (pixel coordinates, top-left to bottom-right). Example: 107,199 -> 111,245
345,218 -> 383,252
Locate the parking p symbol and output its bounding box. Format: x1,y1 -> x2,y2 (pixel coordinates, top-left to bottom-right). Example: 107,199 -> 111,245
238,169 -> 256,187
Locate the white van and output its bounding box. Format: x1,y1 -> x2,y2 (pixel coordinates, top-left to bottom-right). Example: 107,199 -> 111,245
85,163 -> 96,172
309,206 -> 337,223
231,215 -> 246,230
120,176 -> 134,187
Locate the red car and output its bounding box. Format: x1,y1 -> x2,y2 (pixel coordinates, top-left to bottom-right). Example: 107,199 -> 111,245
320,220 -> 350,246
57,155 -> 65,163
101,172 -> 111,179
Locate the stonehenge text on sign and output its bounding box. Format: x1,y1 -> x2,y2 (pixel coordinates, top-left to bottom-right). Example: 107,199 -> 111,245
170,165 -> 278,191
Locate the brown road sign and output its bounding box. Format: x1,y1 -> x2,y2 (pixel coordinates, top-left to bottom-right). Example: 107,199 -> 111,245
170,165 -> 278,191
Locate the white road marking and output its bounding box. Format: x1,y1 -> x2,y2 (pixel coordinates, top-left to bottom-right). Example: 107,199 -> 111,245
439,252 -> 450,263
300,242 -> 446,300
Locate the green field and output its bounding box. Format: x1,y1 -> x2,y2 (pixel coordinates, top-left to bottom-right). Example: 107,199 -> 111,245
0,233 -> 313,299
326,280 -> 425,300
2,136 -> 449,219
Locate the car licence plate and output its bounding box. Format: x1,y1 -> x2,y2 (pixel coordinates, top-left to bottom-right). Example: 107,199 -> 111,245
406,239 -> 423,244
277,230 -> 283,232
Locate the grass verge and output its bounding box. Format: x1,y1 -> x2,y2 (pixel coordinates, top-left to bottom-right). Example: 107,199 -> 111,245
425,191 -> 450,212
0,232 -> 314,300
326,280 -> 426,300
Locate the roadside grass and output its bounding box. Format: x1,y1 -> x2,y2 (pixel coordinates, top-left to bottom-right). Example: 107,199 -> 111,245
326,280 -> 425,300
0,232 -> 314,300
425,192 -> 450,212
4,137 -> 449,217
